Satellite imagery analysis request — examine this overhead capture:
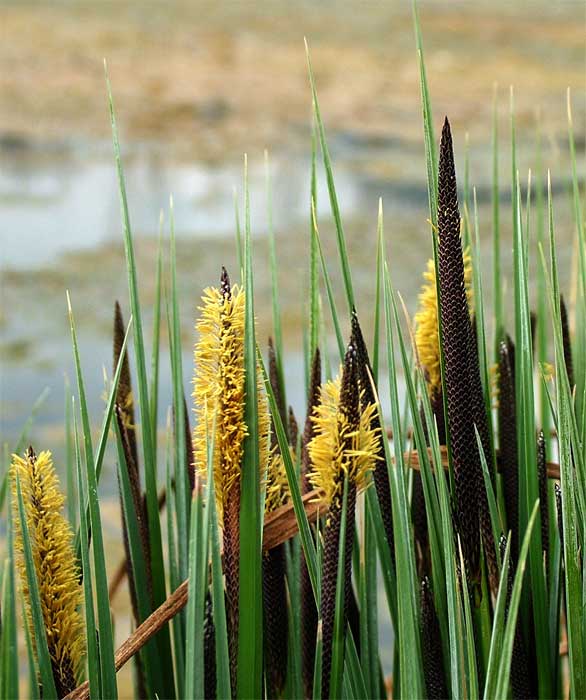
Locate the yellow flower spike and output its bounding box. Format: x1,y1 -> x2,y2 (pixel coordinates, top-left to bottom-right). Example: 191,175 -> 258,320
192,269 -> 270,523
307,374 -> 381,510
414,248 -> 473,398
11,447 -> 85,698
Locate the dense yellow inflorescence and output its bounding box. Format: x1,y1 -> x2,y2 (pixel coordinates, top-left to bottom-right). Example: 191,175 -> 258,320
192,284 -> 270,522
414,249 -> 473,397
11,448 -> 85,694
307,376 -> 380,509
264,450 -> 291,514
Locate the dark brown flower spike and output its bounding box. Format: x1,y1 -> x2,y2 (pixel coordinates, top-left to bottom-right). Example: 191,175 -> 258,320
307,340 -> 380,699
412,468 -> 430,576
204,591 -> 216,700
183,394 -> 196,493
263,337 -> 289,697
262,545 -> 288,697
437,117 -> 481,584
300,348 -> 321,698
469,318 -> 498,588
499,338 -> 519,562
499,535 -> 534,699
420,576 -> 448,699
555,483 -> 564,563
560,295 -> 574,388
114,300 -> 139,469
351,309 -> 395,563
113,303 -> 152,698
536,430 -> 549,563
288,406 -> 299,450
269,336 -> 288,443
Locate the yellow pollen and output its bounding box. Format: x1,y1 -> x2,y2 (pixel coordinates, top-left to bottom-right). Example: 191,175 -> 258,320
307,375 -> 381,509
192,284 -> 270,523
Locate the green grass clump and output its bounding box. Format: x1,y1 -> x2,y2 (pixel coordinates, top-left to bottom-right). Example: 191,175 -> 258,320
1,11 -> 584,700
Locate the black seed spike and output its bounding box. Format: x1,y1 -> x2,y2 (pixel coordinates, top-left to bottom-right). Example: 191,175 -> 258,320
420,577 -> 448,699
412,470 -> 429,576
263,341 -> 289,693
183,394 -> 196,493
506,333 -> 516,385
351,310 -> 395,563
114,407 -> 149,700
268,337 -> 287,446
560,295 -> 574,387
499,339 -> 519,562
204,590 -> 217,700
113,300 -> 138,470
220,266 -> 231,298
113,302 -> 153,694
263,545 -> 288,697
321,338 -> 360,700
470,316 -> 498,589
300,347 -> 321,698
302,348 -> 322,492
340,341 -> 359,423
555,483 -> 564,562
320,483 -> 357,700
288,406 -> 299,449
499,536 -> 534,699
536,430 -> 549,562
530,311 -> 537,358
437,116 -> 481,584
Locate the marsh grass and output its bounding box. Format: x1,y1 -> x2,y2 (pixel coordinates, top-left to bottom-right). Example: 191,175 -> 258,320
1,7 -> 585,700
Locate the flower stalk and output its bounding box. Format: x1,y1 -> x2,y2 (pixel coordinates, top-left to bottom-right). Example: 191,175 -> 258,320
192,267 -> 269,692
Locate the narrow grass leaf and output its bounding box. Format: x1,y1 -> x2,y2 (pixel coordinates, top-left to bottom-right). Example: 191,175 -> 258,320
1,507 -> 18,700
305,40 -> 355,313
237,156 -> 263,699
73,407 -> 100,700
382,264 -> 424,699
494,503 -> 540,699
150,221 -> 163,453
105,66 -> 171,640
483,536 -> 512,699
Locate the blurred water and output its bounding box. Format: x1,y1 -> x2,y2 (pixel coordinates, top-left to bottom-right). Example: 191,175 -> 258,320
0,140 -> 377,269
0,127 -> 578,461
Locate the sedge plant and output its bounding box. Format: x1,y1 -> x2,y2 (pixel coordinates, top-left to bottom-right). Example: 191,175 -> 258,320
0,11 -> 584,700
